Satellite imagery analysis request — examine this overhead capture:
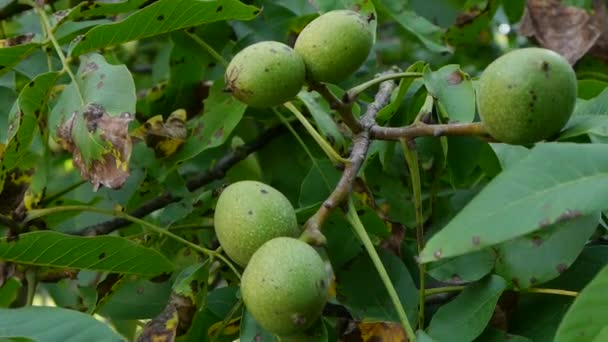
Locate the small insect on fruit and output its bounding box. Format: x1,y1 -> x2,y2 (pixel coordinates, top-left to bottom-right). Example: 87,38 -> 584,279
224,41 -> 306,108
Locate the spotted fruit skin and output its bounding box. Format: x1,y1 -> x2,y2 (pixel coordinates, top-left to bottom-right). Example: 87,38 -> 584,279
225,41 -> 305,108
241,237 -> 328,335
477,48 -> 577,145
213,181 -> 299,266
294,10 -> 373,83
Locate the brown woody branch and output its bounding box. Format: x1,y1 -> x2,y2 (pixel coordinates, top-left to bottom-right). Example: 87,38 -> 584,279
74,125 -> 286,236
301,78 -> 397,245
370,122 -> 489,140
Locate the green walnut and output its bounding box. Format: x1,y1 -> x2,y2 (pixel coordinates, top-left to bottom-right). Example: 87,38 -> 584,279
477,47 -> 577,145
241,237 -> 328,336
225,41 -> 305,108
213,180 -> 299,267
294,10 -> 373,83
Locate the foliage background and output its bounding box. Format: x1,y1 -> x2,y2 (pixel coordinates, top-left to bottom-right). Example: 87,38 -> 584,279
0,0 -> 607,341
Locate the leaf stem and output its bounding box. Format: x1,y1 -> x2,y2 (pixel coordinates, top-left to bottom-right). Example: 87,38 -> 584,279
283,102 -> 349,164
346,72 -> 422,102
185,30 -> 229,67
424,286 -> 465,296
522,288 -> 578,297
401,139 -> 426,329
423,286 -> 578,298
25,205 -> 241,279
34,3 -> 84,105
345,198 -> 416,342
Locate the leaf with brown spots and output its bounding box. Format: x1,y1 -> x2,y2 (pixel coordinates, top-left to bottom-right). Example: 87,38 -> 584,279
493,213 -> 598,289
520,0 -> 608,64
343,321 -> 408,341
57,104 -> 133,191
132,109 -> 187,158
423,64 -> 475,123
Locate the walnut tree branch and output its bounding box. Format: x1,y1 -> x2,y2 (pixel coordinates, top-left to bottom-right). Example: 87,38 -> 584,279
370,122 -> 490,140
74,125 -> 286,236
300,78 -> 397,245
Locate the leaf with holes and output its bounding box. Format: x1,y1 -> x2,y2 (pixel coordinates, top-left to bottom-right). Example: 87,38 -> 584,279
423,64 -> 475,123
70,0 -> 260,57
419,143 -> 608,263
554,265 -> 608,342
0,306 -> 123,341
0,231 -> 174,276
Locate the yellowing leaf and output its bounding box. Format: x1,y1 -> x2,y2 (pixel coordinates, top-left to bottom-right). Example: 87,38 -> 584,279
361,322 -> 407,341
132,109 -> 187,158
207,317 -> 241,337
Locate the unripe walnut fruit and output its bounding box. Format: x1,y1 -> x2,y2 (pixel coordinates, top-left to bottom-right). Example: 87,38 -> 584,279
213,181 -> 299,266
225,41 -> 305,108
241,237 -> 328,336
477,48 -> 577,145
294,10 -> 373,83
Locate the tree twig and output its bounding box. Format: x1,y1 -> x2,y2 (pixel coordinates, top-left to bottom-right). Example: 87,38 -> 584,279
74,125 -> 286,236
370,122 -> 489,140
300,77 -> 397,244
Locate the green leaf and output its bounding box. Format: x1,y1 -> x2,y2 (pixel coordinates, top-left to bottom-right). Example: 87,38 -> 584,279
240,309 -> 279,342
63,0 -> 152,22
427,275 -> 507,342
70,0 -> 260,57
298,159 -> 341,207
489,143 -> 531,170
423,64 -> 475,123
0,278 -> 21,308
419,143 -> 608,263
372,0 -> 449,53
336,249 -> 418,324
428,249 -> 494,283
493,213 -> 599,289
0,231 -> 174,276
554,265 -> 608,342
444,1 -> 500,46
50,53 -> 136,133
98,278 -> 173,320
163,80 -> 245,167
172,262 -> 209,304
0,43 -> 40,77
0,306 -> 123,341
475,328 -> 532,342
298,91 -> 346,153
546,246 -> 608,291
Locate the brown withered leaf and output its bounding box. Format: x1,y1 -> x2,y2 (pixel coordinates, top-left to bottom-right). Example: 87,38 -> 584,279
137,302 -> 179,342
343,321 -> 408,342
520,0 -> 608,64
131,109 -> 187,158
57,103 -> 133,191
